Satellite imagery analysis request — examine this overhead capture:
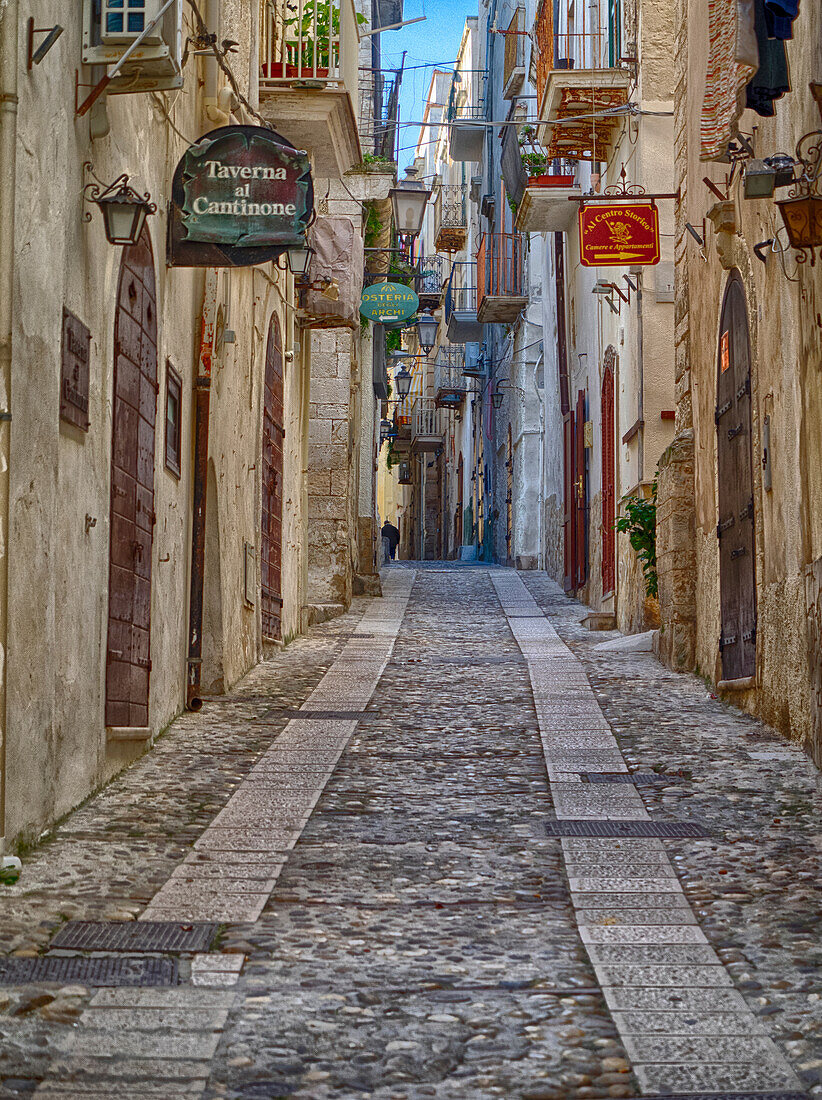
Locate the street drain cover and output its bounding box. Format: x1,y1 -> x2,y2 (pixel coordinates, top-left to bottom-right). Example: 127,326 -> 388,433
638,1094 -> 808,1100
581,772 -> 682,785
545,819 -> 709,837
51,921 -> 217,953
0,956 -> 178,987
264,709 -> 363,721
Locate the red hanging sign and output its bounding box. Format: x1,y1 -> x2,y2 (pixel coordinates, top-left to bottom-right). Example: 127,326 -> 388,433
578,202 -> 660,267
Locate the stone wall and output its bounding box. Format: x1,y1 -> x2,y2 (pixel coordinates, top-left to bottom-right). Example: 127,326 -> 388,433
306,331 -> 356,611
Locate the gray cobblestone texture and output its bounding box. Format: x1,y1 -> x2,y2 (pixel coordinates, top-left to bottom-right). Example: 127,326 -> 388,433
0,564 -> 819,1098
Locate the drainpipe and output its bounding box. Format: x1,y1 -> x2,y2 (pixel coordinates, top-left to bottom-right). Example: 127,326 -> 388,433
636,272 -> 645,483
203,0 -> 230,126
534,351 -> 545,570
0,0 -> 18,865
186,269 -> 218,710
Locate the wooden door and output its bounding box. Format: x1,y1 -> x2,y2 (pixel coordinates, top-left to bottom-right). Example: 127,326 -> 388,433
261,315 -> 284,640
506,425 -> 513,564
716,273 -> 757,680
601,363 -> 616,595
105,229 -> 157,728
563,409 -> 575,591
456,452 -> 464,551
574,389 -> 587,588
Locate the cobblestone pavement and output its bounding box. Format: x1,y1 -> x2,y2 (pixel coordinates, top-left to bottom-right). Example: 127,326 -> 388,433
0,565 -> 820,1098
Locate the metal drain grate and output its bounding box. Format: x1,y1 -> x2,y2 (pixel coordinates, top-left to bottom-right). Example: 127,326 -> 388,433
0,956 -> 178,987
545,819 -> 709,837
264,709 -> 364,721
638,1093 -> 809,1100
51,921 -> 217,953
581,772 -> 682,785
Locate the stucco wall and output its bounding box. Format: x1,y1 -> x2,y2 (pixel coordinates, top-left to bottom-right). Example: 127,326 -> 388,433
5,2 -> 295,841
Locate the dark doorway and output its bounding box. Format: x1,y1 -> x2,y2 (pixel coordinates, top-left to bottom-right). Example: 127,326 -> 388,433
261,314 -> 285,640
717,272 -> 757,677
716,272 -> 757,680
601,356 -> 616,596
105,229 -> 158,729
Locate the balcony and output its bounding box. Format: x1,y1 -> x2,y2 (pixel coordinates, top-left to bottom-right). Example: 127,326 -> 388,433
445,263 -> 482,344
415,255 -> 445,309
533,0 -> 631,161
516,159 -> 581,231
447,70 -> 487,162
434,184 -> 469,253
477,233 -> 527,324
503,7 -> 527,99
259,0 -> 362,178
412,399 -> 445,453
434,347 -> 470,408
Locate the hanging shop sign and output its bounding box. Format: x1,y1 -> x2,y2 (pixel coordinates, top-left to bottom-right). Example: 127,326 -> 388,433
168,125 -> 313,267
578,202 -> 660,267
359,281 -> 419,324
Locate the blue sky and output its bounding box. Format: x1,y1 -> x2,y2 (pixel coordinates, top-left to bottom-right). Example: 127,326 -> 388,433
377,0 -> 474,170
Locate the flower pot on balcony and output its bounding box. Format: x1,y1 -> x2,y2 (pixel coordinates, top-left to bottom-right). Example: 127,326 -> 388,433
527,174 -> 576,187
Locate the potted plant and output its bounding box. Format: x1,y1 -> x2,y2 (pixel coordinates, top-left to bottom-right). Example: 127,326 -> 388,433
263,0 -> 366,78
519,127 -> 576,188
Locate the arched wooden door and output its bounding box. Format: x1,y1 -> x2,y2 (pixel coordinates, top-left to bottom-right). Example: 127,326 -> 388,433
261,315 -> 284,640
105,229 -> 158,729
716,273 -> 757,680
601,356 -> 616,596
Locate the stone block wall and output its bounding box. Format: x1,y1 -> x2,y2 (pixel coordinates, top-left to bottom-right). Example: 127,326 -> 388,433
306,331 -> 355,608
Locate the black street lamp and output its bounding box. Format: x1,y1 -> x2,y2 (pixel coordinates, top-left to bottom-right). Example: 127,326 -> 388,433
395,366 -> 412,399
389,166 -> 431,239
417,311 -> 438,354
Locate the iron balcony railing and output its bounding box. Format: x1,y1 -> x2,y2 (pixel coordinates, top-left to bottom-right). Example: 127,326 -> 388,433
534,0 -> 623,107
412,398 -> 444,442
434,184 -> 468,238
415,254 -> 445,297
445,261 -> 478,319
260,0 -> 360,94
446,69 -> 487,121
477,232 -> 524,308
362,255 -> 443,296
435,347 -> 470,396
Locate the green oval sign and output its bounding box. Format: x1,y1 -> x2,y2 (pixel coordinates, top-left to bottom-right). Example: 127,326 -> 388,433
360,282 -> 419,323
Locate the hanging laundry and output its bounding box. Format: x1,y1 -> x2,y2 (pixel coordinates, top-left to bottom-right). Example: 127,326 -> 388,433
700,0 -> 758,159
764,0 -> 800,39
746,0 -> 790,116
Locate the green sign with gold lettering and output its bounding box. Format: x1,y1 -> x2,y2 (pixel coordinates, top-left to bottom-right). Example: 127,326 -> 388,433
359,282 -> 419,324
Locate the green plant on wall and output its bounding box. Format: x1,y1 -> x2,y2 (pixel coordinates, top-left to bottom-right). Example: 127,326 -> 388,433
385,327 -> 402,355
614,478 -> 658,598
363,202 -> 384,249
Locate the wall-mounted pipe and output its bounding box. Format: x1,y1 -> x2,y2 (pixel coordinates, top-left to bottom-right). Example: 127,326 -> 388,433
0,0 -> 19,862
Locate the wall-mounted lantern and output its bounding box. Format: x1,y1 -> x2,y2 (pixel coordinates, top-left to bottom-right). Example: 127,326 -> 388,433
775,129 -> 822,257
83,166 -> 156,245
285,244 -> 314,279
491,390 -> 504,410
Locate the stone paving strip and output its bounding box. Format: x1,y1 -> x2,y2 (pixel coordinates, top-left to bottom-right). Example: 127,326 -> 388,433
490,570 -> 807,1097
30,572 -> 414,1099
141,568 -> 415,924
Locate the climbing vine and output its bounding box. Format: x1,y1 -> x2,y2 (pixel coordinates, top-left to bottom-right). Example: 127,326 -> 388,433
615,478 -> 658,598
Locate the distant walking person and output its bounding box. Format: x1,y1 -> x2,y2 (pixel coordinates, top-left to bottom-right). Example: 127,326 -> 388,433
381,519 -> 400,561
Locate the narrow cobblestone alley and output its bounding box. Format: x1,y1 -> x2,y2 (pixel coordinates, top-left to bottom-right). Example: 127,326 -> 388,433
1,567 -> 821,1099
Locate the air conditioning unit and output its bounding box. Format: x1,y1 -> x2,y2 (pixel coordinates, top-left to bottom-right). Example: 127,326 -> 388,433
82,0 -> 183,92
